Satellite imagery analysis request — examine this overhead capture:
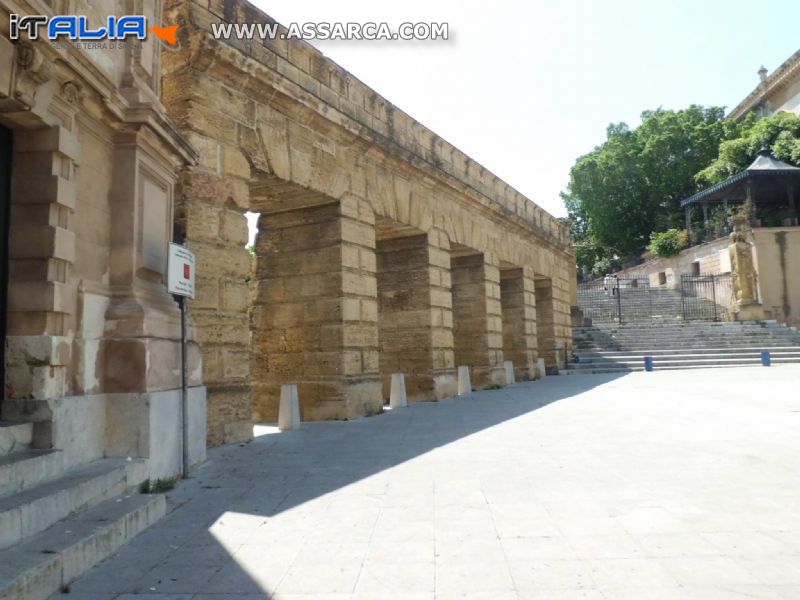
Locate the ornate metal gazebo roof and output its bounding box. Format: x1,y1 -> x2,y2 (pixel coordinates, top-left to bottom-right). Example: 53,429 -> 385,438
680,148 -> 800,208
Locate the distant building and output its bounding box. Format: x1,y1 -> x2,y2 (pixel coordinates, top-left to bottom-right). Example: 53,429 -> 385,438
729,49 -> 800,120
604,50 -> 800,326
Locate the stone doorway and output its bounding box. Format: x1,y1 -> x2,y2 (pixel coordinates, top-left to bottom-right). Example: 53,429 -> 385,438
0,125 -> 11,414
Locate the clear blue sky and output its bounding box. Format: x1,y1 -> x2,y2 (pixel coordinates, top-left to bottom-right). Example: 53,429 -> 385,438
249,0 -> 799,219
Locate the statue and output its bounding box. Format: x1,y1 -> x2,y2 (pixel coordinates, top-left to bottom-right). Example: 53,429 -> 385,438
727,201 -> 764,320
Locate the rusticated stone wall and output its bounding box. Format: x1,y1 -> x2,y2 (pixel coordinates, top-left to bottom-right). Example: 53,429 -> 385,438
163,0 -> 576,443
500,268 -> 539,380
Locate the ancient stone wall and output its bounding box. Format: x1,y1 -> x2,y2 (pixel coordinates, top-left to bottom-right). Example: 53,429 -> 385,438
163,0 -> 576,442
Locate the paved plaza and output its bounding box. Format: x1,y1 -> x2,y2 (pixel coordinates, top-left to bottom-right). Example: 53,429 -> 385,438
61,366 -> 800,599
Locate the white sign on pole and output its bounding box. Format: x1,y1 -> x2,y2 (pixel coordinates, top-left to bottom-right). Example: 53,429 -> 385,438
167,242 -> 196,298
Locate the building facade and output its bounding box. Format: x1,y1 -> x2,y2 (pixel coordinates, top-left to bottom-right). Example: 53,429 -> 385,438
729,49 -> 800,120
0,1 -> 206,481
1,0 -> 576,475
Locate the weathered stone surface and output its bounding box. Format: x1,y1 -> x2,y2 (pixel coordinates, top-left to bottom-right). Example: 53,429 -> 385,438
159,0 -> 575,439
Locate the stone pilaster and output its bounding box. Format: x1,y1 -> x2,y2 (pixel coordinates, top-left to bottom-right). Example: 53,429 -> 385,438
5,126 -> 78,401
534,277 -> 557,370
451,252 -> 504,388
500,267 -> 538,380
428,229 -> 457,398
376,228 -> 456,402
178,168 -> 251,446
251,197 -> 382,422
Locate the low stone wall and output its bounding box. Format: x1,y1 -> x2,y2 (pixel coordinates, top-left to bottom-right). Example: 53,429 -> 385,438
753,227 -> 800,325
614,237 -> 732,287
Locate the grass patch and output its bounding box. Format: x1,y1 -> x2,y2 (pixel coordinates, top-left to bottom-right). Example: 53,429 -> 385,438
140,477 -> 178,494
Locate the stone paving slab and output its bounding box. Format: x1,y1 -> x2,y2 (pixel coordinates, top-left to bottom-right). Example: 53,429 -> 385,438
53,366 -> 800,599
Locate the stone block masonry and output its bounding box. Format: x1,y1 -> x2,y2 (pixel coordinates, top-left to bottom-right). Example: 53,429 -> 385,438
451,253 -> 505,388
500,267 -> 539,380
251,201 -> 382,421
163,0 -> 576,443
376,229 -> 456,402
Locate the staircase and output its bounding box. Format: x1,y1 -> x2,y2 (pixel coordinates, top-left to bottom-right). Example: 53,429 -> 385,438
0,420 -> 166,600
565,320 -> 800,373
578,284 -> 726,323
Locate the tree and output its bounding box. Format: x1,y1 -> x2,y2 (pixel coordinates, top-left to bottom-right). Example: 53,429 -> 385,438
563,106 -> 739,274
696,112 -> 800,185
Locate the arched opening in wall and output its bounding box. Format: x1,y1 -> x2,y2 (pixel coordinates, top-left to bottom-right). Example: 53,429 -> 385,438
0,125 -> 10,416
534,275 -> 558,372
499,262 -> 537,381
374,216 -> 446,403
450,243 -> 505,389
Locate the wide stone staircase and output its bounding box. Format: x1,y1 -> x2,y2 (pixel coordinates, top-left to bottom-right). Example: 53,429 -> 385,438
0,421 -> 165,600
565,320 -> 800,373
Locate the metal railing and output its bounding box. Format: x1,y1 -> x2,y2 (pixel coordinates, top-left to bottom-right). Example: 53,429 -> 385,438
578,273 -> 733,323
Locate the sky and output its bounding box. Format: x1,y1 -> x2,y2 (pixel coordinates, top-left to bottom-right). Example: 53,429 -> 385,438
247,0 -> 799,221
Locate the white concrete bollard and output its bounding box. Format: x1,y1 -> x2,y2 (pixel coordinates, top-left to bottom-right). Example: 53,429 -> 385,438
536,358 -> 547,379
503,360 -> 515,385
278,384 -> 301,431
457,365 -> 472,396
389,373 -> 408,409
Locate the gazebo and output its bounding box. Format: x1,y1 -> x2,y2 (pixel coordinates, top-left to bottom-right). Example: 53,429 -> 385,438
681,148 -> 800,235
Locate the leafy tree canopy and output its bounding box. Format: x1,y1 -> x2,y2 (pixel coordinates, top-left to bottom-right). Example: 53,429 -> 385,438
696,112 -> 800,185
563,105 -> 739,275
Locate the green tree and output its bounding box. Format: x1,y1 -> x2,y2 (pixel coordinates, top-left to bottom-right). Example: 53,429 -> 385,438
563,105 -> 739,274
696,112 -> 800,185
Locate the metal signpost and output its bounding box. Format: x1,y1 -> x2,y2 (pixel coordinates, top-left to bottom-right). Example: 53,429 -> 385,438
167,242 -> 196,477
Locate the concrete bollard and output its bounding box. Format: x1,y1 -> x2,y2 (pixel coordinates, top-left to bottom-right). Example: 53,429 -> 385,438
536,358 -> 546,379
644,356 -> 654,372
278,384 -> 301,431
503,361 -> 515,385
457,366 -> 472,396
389,373 -> 408,408
761,351 -> 771,367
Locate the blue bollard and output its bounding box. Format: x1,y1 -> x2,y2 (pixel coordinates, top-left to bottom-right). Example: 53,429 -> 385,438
761,351 -> 771,367
644,356 -> 654,372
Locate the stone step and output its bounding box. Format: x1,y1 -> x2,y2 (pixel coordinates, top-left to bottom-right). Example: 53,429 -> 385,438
0,423 -> 33,457
575,326 -> 797,333
0,450 -> 64,500
575,337 -> 800,344
566,356 -> 800,369
581,328 -> 800,333
577,335 -> 800,342
0,458 -> 148,551
576,325 -> 797,331
0,490 -> 166,600
575,319 -> 782,325
575,346 -> 800,359
575,341 -> 800,350
564,361 -> 800,374
574,340 -> 800,349
571,319 -> 800,373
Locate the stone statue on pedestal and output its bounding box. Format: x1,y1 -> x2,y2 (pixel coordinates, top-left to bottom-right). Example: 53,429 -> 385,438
727,203 -> 764,320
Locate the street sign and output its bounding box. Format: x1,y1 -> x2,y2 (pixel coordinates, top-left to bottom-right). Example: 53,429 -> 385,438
167,242 -> 196,298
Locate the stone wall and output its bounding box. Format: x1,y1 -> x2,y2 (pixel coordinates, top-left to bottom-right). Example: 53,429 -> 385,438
162,0 -> 576,442
752,227 -> 800,325
1,2 -> 204,478
613,237 -> 732,287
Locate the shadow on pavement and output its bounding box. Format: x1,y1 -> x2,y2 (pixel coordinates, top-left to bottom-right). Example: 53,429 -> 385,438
66,372 -> 627,598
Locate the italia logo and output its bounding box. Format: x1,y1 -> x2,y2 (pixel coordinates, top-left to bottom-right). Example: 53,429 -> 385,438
9,14 -> 179,46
